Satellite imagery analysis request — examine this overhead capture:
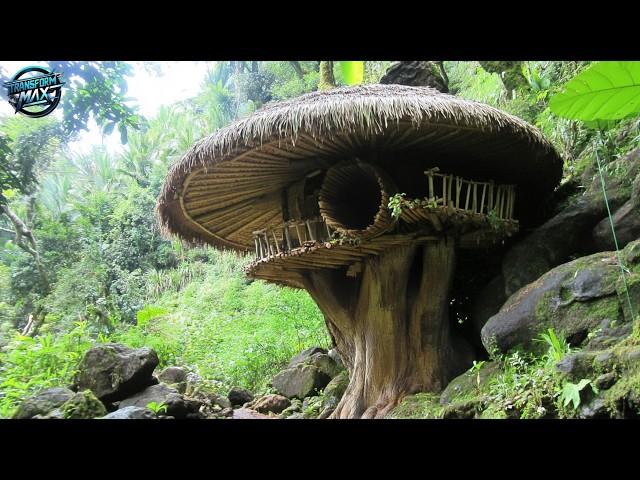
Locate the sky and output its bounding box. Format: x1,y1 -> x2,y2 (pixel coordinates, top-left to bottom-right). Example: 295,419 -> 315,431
0,61 -> 212,154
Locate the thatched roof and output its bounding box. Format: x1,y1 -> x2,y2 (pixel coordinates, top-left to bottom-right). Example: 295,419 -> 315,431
157,84 -> 563,251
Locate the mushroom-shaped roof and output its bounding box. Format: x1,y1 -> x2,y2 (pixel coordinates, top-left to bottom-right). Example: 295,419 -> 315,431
157,84 -> 563,251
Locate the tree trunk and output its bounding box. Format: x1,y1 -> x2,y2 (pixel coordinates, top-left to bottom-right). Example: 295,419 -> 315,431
302,237 -> 474,419
319,61 -> 336,90
289,61 -> 305,80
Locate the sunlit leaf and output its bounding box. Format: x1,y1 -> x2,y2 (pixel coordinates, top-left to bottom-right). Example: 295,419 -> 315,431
549,61 -> 640,121
338,61 -> 364,86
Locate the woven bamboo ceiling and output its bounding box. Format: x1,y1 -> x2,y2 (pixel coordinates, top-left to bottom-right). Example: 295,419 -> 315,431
157,84 -> 563,251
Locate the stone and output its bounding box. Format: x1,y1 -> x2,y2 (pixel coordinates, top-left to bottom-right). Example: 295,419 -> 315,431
33,408 -> 65,420
578,397 -> 611,419
280,398 -> 303,418
594,372 -> 618,391
157,366 -> 187,393
119,384 -> 187,418
555,352 -> 598,380
441,399 -> 482,419
502,191 -> 628,298
322,370 -> 349,410
251,394 -> 290,414
593,199 -> 640,251
306,353 -> 343,379
232,407 -> 273,419
287,347 -> 327,368
100,406 -> 158,419
440,362 -> 499,405
301,395 -> 324,418
380,61 -> 448,92
12,387 -> 75,419
228,387 -> 254,407
60,390 -> 107,419
75,343 -> 159,403
482,243 -> 640,355
272,364 -> 331,399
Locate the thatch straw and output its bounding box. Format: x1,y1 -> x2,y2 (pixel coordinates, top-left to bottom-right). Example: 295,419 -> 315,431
157,84 -> 562,251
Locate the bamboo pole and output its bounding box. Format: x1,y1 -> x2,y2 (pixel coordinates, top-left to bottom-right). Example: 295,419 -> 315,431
473,183 -> 478,213
294,223 -> 303,246
488,181 -> 494,212
254,238 -> 259,258
442,174 -> 447,207
456,177 -> 462,209
306,220 -> 315,241
428,173 -> 434,199
284,225 -> 292,250
465,182 -> 471,211
272,229 -> 281,254
480,183 -> 487,214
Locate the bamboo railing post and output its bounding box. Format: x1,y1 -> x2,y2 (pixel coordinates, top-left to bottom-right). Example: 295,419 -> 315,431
442,174 -> 447,207
306,220 -> 315,241
488,181 -> 494,212
326,222 -> 332,239
473,182 -> 478,213
254,238 -> 259,258
456,177 -> 462,209
480,183 -> 487,214
294,223 -> 303,246
272,229 -> 281,254
428,172 -> 434,199
449,175 -> 454,207
465,181 -> 471,211
284,224 -> 292,250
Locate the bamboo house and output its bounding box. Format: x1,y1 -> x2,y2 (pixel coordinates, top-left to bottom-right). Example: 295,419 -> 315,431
157,84 -> 563,418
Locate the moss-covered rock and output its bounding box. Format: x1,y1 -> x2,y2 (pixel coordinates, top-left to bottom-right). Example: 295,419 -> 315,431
483,240 -> 640,355
321,370 -> 349,410
12,387 -> 75,419
440,362 -> 499,406
386,393 -> 443,419
61,390 -> 107,419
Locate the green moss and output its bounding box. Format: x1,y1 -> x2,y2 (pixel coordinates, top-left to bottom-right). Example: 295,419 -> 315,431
387,392 -> 443,419
61,390 -> 107,419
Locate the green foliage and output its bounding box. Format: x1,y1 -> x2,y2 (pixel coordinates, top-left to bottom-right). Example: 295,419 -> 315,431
0,321 -> 94,418
550,62 -> 640,122
146,401 -> 168,414
388,193 -> 406,219
560,379 -> 597,410
536,328 -> 571,363
338,61 -> 364,85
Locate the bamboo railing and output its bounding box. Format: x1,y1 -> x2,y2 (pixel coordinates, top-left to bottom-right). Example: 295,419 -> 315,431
424,168 -> 516,220
253,217 -> 333,261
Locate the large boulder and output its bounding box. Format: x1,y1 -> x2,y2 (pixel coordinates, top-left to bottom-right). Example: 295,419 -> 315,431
60,390 -> 107,419
75,343 -> 159,403
272,364 -> 331,399
322,370 -> 349,410
228,387 -> 254,407
100,406 -> 158,419
12,387 -> 75,419
593,199 -> 640,251
306,353 -> 342,379
157,366 -> 187,394
380,61 -> 448,92
119,384 -> 187,418
482,240 -> 640,355
287,347 -> 327,368
251,394 -> 290,414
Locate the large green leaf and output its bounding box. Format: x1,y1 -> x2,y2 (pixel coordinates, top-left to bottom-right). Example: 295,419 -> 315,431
338,61 -> 364,86
549,61 -> 640,121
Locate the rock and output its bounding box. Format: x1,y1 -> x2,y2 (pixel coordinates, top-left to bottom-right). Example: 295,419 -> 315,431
33,408 -> 65,420
482,242 -> 640,355
251,394 -> 290,414
157,366 -> 187,384
100,406 -> 157,419
578,397 -> 611,419
228,387 -> 254,407
280,398 -> 303,418
322,370 -> 349,410
328,348 -> 345,370
306,353 -> 342,379
75,343 -> 159,403
12,387 -> 75,419
232,407 -> 273,419
272,364 -> 331,399
301,395 -> 324,418
593,199 -> 640,251
380,61 -> 448,92
286,413 -> 305,419
287,347 -> 327,368
501,193 -> 627,298
60,390 -> 107,419
555,352 -> 598,380
441,399 -> 482,419
440,362 -> 499,405
594,372 -> 618,391
119,384 -> 187,418
220,407 -> 234,418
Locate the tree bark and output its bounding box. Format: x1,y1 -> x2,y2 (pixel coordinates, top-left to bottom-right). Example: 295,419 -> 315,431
319,61 -> 336,90
302,237 -> 474,419
289,61 -> 305,80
